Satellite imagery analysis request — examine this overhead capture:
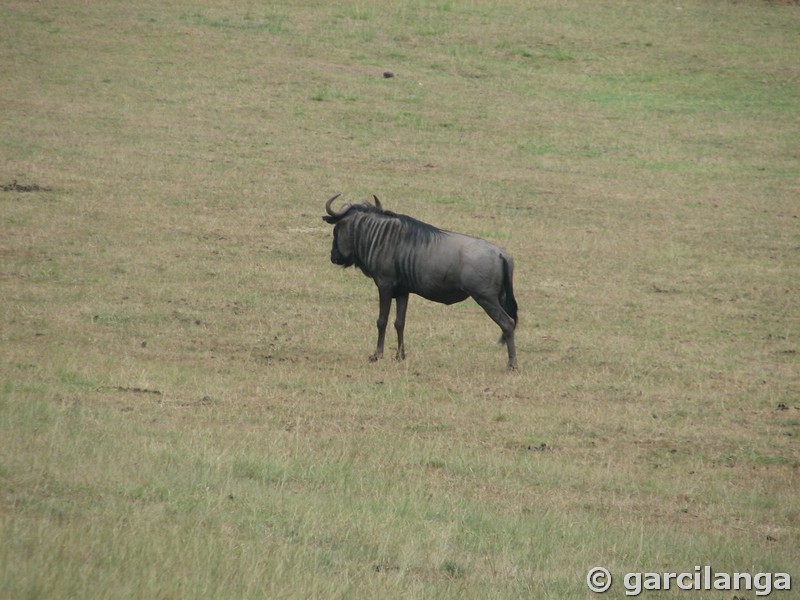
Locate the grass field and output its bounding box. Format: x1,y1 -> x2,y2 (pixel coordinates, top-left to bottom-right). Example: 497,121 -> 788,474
1,1 -> 798,598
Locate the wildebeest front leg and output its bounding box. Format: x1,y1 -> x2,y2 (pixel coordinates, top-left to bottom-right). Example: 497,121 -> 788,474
370,287 -> 393,362
394,293 -> 409,360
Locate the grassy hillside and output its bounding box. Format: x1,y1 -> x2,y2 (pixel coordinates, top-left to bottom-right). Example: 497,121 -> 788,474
1,1 -> 798,598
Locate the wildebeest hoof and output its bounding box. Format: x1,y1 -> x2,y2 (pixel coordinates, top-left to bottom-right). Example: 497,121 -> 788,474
395,351 -> 405,361
369,353 -> 382,362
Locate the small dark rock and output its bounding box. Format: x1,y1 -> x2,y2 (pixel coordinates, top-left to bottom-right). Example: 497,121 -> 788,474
383,71 -> 394,78
373,563 -> 398,573
1,180 -> 52,192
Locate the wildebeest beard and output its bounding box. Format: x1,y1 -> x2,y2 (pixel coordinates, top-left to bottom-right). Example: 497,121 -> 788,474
330,232 -> 354,267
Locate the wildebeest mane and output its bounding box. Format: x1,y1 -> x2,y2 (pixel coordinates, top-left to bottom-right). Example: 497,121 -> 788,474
373,207 -> 443,245
325,201 -> 442,245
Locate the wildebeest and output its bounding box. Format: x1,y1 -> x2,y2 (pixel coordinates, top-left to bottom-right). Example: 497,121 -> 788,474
322,194 -> 518,371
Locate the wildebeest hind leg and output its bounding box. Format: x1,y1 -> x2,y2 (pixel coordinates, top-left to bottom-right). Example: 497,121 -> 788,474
394,293 -> 409,360
371,287 -> 392,362
474,296 -> 518,371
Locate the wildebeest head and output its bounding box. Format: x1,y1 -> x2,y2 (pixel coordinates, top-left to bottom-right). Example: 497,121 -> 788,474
322,193 -> 383,267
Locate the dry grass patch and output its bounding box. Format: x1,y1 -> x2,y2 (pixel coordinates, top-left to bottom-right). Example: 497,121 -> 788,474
2,0 -> 798,598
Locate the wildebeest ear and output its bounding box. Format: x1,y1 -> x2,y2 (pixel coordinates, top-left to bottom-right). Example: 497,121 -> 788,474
322,215 -> 336,224
373,195 -> 382,209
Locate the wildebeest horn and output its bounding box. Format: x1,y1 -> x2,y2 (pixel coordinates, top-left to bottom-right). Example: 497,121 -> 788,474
372,195 -> 382,209
325,193 -> 351,217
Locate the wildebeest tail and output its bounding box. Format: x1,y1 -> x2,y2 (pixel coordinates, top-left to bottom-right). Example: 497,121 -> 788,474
497,256 -> 518,346
501,255 -> 518,326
